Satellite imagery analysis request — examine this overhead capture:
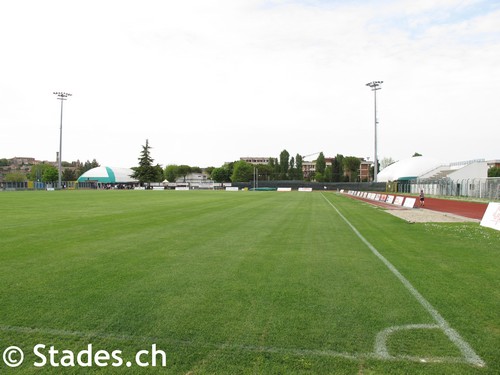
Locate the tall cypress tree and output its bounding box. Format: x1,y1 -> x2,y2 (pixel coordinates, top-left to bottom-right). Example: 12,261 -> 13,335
268,158 -> 279,180
332,154 -> 344,182
316,152 -> 326,174
295,153 -> 304,180
279,149 -> 290,180
289,156 -> 296,180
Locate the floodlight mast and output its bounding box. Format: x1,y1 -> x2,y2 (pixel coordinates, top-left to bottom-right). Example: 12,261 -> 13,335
53,92 -> 72,189
366,81 -> 383,182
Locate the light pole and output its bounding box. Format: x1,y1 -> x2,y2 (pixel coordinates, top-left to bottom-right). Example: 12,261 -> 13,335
253,166 -> 259,190
53,92 -> 72,189
366,81 -> 383,182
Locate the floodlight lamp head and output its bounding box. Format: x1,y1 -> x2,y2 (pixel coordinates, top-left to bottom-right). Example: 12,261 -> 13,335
366,81 -> 383,90
53,91 -> 72,98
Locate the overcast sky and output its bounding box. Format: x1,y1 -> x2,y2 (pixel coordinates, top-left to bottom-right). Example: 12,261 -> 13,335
1,0 -> 499,169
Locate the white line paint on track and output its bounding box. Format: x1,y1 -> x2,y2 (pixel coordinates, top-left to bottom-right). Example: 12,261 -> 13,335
321,193 -> 485,367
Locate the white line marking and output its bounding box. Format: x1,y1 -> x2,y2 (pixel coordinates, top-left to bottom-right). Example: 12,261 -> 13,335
0,194 -> 485,367
321,193 -> 485,367
375,324 -> 439,358
0,324 -> 472,364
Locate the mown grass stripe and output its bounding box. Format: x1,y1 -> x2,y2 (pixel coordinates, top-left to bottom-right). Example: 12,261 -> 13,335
0,324 -> 473,365
321,193 -> 485,367
1,190 -> 496,373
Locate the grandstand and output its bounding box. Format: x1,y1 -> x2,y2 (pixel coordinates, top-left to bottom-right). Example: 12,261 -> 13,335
378,157 -> 500,199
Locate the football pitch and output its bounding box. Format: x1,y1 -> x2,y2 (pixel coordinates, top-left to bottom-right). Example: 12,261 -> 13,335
0,190 -> 498,374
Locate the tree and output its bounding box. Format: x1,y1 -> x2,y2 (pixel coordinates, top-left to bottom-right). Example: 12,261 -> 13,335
279,150 -> 290,179
131,139 -> 163,184
295,154 -> 304,180
370,160 -> 380,181
205,166 -> 215,176
4,172 -> 26,182
314,171 -> 325,182
488,166 -> 500,177
314,152 -> 326,181
28,163 -> 53,181
289,156 -> 296,180
316,152 -> 326,174
0,158 -> 9,167
332,154 -> 344,182
380,157 -> 396,170
42,165 -> 59,183
76,159 -> 100,178
268,158 -> 279,180
62,168 -> 77,181
211,166 -> 231,183
231,160 -> 253,182
343,156 -> 361,182
412,152 -> 422,157
164,165 -> 178,182
255,164 -> 273,181
224,162 -> 235,179
176,165 -> 192,182
324,165 -> 333,182
153,165 -> 164,182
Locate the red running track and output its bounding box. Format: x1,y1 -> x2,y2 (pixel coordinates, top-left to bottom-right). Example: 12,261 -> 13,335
422,197 -> 488,220
346,194 -> 488,220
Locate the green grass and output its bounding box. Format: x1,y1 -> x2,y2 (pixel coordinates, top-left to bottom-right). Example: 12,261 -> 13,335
0,190 -> 498,374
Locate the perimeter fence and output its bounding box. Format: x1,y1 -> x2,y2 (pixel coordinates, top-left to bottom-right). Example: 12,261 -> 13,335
232,181 -> 387,192
396,178 -> 500,200
3,178 -> 499,201
0,181 -> 77,190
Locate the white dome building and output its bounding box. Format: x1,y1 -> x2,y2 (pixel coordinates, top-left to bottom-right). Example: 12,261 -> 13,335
77,166 -> 137,184
377,156 -> 443,182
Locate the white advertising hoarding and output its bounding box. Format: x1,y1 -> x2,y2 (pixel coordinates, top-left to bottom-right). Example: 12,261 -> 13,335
480,202 -> 500,231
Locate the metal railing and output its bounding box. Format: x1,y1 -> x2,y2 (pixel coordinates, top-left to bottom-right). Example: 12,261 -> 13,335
1,181 -> 77,190
406,178 -> 500,200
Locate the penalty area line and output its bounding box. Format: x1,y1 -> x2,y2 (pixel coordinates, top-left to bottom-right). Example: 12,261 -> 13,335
320,193 -> 485,367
